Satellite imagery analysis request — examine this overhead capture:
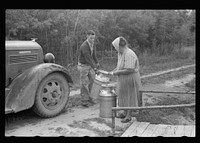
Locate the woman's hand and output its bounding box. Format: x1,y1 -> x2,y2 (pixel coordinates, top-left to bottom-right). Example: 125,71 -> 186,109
113,71 -> 118,76
108,71 -> 114,76
94,68 -> 100,75
108,71 -> 118,76
96,63 -> 100,69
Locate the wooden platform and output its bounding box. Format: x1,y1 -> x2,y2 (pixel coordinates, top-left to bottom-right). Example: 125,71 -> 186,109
121,121 -> 195,137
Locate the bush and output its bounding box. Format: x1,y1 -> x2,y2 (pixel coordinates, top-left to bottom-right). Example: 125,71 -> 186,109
173,49 -> 192,60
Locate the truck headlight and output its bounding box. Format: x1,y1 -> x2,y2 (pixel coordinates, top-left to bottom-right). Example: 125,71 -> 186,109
44,53 -> 55,63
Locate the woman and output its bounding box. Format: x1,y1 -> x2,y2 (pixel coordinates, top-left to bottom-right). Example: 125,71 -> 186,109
109,36 -> 142,123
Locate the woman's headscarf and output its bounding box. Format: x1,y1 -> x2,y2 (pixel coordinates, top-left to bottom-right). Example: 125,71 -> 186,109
112,37 -> 129,70
112,37 -> 124,70
112,37 -> 120,52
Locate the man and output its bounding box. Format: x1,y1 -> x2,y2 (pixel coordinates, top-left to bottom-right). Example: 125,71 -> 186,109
77,30 -> 100,107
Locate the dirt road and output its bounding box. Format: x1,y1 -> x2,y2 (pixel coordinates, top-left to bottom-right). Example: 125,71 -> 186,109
5,66 -> 195,137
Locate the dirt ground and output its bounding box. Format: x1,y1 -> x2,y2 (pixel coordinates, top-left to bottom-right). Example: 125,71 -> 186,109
5,68 -> 195,137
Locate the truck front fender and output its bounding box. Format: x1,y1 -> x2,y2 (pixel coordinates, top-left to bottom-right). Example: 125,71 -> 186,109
5,63 -> 73,113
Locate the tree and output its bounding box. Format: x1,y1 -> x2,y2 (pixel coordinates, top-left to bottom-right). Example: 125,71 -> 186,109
6,9 -> 195,65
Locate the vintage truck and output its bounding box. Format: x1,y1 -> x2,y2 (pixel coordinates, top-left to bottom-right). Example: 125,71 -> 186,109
5,40 -> 73,118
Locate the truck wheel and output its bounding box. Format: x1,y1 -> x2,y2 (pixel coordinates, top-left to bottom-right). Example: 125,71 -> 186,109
33,72 -> 69,118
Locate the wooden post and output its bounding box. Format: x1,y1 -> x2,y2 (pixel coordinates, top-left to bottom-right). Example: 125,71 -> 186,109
138,91 -> 143,107
112,110 -> 116,136
111,45 -> 113,58
140,64 -> 195,80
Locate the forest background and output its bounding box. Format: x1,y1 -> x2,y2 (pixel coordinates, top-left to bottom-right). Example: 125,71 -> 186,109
5,9 -> 196,84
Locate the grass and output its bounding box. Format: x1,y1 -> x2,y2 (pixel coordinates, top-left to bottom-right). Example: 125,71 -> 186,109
5,45 -> 195,136
66,45 -> 195,87
137,94 -> 195,125
64,45 -> 196,127
141,66 -> 195,85
60,45 -> 196,127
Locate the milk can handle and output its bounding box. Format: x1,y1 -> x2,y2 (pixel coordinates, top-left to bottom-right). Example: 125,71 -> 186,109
111,89 -> 116,94
99,90 -> 104,95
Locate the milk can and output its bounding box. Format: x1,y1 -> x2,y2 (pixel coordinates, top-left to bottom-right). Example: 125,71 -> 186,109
90,74 -> 110,102
99,84 -> 117,118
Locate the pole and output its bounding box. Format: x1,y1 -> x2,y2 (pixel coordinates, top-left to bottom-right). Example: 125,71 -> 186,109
138,91 -> 143,107
112,110 -> 116,136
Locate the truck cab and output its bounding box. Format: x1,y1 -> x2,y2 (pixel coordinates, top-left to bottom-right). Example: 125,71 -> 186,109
6,40 -> 43,87
5,40 -> 73,118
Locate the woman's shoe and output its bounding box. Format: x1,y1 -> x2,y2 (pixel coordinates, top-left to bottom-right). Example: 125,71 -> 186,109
116,113 -> 126,119
131,110 -> 139,116
121,117 -> 132,123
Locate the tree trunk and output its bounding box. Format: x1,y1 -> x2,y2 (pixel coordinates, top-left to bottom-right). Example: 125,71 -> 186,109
74,10 -> 80,65
111,43 -> 113,57
46,29 -> 48,50
76,35 -> 79,64
20,29 -> 22,40
74,10 -> 80,34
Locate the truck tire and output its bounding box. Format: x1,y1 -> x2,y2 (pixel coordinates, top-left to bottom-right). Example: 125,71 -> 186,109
33,72 -> 69,118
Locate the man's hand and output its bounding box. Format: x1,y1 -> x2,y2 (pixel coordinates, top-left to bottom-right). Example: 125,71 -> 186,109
96,63 -> 100,69
94,68 -> 99,75
108,71 -> 114,76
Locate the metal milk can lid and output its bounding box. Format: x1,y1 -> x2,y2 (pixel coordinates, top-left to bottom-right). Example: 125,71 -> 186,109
99,88 -> 116,97
95,74 -> 110,83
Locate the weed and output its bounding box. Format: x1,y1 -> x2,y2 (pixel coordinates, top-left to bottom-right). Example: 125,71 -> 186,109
185,77 -> 195,89
137,93 -> 195,125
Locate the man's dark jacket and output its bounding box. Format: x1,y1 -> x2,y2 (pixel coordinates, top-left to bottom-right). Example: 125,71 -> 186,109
78,40 -> 98,69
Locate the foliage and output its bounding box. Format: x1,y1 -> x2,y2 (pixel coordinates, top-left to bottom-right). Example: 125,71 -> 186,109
5,9 -> 195,66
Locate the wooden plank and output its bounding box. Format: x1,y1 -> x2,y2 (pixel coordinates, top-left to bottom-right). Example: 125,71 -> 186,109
190,126 -> 195,137
140,64 -> 195,79
173,125 -> 185,137
151,124 -> 168,137
130,122 -> 150,137
140,124 -> 158,137
121,121 -> 140,137
112,103 -> 195,111
184,125 -> 194,137
140,90 -> 195,95
162,125 -> 178,137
